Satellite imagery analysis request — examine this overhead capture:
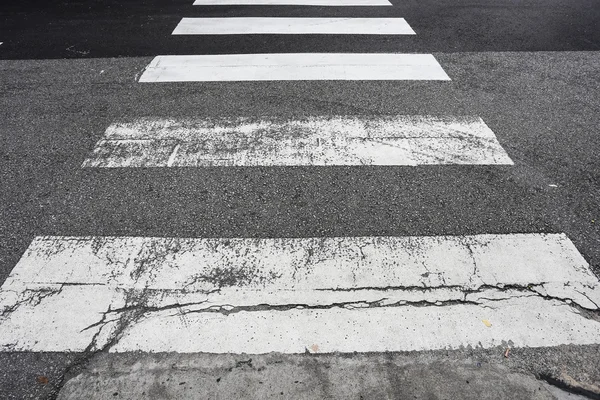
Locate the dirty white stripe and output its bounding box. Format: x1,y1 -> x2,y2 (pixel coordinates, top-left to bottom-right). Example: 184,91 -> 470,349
193,0 -> 392,5
0,233 -> 599,352
172,18 -> 415,35
138,54 -> 450,82
81,116 -> 513,167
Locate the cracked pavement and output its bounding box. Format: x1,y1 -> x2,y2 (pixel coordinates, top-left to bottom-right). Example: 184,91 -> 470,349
1,234 -> 599,356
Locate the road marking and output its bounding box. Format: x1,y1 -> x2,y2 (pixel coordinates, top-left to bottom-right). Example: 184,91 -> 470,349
82,116 -> 512,167
138,54 -> 451,82
172,18 -> 415,35
1,233 -> 598,352
193,0 -> 392,5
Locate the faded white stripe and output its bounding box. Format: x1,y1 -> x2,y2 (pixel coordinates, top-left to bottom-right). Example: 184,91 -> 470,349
172,18 -> 415,35
81,116 -> 513,167
0,233 -> 599,352
193,0 -> 392,5
138,54 -> 451,82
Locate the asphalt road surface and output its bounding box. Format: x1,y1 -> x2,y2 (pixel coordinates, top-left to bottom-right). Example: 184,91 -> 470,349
0,0 -> 599,398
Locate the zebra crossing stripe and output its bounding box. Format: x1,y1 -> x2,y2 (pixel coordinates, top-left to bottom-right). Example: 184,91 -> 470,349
81,116 -> 513,167
137,54 -> 450,82
0,233 -> 598,352
193,0 -> 392,6
172,18 -> 415,35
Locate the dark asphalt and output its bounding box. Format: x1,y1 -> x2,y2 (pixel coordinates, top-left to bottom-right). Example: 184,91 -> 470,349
0,1 -> 599,399
1,0 -> 600,59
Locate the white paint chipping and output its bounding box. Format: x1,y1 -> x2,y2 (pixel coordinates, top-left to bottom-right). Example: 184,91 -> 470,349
172,18 -> 415,35
138,54 -> 450,82
81,116 -> 513,167
0,233 -> 599,353
193,0 -> 392,5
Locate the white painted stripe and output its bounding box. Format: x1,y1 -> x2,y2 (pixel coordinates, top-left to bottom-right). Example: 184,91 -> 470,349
193,0 -> 392,6
81,116 -> 512,167
172,18 -> 415,35
0,233 -> 599,352
138,54 -> 451,82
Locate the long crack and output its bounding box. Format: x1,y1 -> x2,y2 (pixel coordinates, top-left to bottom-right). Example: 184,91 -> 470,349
176,298 -> 498,316
76,283 -> 600,331
3,281 -> 598,326
314,282 -> 548,294
23,280 -> 599,399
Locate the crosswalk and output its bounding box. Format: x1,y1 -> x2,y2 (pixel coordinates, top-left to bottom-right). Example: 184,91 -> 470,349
139,53 -> 451,82
139,3 -> 446,82
1,0 -> 599,373
81,116 -> 513,167
1,234 -> 599,353
172,18 -> 416,35
192,0 -> 393,5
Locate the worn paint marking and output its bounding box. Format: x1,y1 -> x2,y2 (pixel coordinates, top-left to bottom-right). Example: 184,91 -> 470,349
193,0 -> 392,5
81,116 -> 513,167
0,233 -> 599,352
172,18 -> 415,35
137,54 -> 451,82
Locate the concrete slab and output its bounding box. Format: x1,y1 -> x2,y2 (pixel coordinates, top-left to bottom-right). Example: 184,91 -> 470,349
58,353 -> 557,400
